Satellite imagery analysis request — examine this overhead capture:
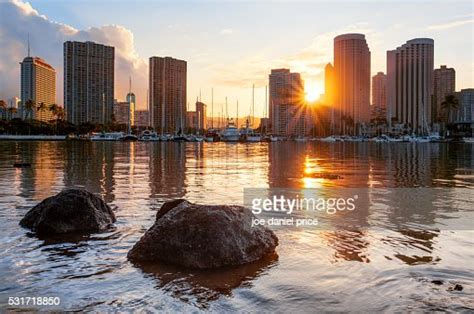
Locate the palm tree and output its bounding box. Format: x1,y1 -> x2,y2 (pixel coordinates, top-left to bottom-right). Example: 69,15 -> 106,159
37,102 -> 48,121
49,103 -> 61,134
49,103 -> 60,119
0,100 -> 6,120
24,99 -> 35,120
441,94 -> 459,126
57,107 -> 65,121
7,107 -> 17,120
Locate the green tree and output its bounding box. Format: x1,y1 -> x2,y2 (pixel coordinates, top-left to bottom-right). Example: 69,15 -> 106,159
37,102 -> 48,121
441,94 -> 460,126
24,99 -> 35,120
7,107 -> 17,121
0,100 -> 6,120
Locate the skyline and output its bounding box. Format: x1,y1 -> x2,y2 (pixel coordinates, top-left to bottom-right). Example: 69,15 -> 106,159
1,0 -> 473,118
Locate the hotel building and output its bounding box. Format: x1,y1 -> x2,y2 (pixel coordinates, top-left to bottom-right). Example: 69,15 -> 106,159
333,33 -> 371,133
64,41 -> 115,125
433,65 -> 455,122
269,69 -> 305,136
372,72 -> 387,120
149,56 -> 187,134
20,56 -> 56,121
387,38 -> 434,133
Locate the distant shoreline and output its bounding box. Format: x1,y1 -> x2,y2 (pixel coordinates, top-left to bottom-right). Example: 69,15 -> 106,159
0,135 -> 67,141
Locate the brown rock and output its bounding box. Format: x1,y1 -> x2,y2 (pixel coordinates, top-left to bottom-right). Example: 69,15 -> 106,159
128,199 -> 278,269
20,189 -> 116,235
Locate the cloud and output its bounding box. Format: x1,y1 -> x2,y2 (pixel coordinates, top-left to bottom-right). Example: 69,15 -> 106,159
210,23 -> 380,89
427,18 -> 474,30
220,28 -> 234,35
0,0 -> 148,109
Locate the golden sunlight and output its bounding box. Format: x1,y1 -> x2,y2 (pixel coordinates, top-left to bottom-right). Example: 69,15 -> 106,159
304,80 -> 323,103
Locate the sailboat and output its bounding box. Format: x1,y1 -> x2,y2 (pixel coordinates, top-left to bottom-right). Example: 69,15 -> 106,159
120,76 -> 138,141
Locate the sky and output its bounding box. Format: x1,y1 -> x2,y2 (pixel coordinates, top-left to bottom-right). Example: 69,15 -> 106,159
0,0 -> 473,117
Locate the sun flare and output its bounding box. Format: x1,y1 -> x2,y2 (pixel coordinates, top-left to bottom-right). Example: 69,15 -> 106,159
304,80 -> 323,103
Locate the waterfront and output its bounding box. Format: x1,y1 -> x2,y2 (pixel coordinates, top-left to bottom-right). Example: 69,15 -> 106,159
0,141 -> 473,311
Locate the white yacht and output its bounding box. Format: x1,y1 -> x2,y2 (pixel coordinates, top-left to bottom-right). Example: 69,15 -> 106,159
90,132 -> 123,141
240,119 -> 261,142
221,120 -> 240,142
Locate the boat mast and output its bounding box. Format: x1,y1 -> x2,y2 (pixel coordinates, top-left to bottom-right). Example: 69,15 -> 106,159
237,99 -> 239,127
128,76 -> 132,135
265,85 -> 268,135
211,88 -> 214,129
252,84 -> 255,128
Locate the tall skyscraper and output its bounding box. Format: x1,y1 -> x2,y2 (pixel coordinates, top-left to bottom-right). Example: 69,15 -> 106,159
372,72 -> 387,108
387,38 -> 434,133
453,89 -> 473,128
20,54 -> 56,121
269,69 -> 305,136
149,56 -> 187,134
333,33 -> 371,133
113,100 -> 130,125
324,63 -> 334,106
195,101 -> 207,131
126,92 -> 136,126
64,41 -> 115,125
433,65 -> 455,122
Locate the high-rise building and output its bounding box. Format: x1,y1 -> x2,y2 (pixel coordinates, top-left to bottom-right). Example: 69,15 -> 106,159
372,72 -> 387,121
196,101 -> 207,130
453,89 -> 473,134
64,41 -> 115,125
113,100 -> 130,125
126,92 -> 136,126
387,38 -> 434,133
333,33 -> 371,133
134,110 -> 150,127
324,63 -> 334,106
20,55 -> 56,121
149,56 -> 187,134
433,65 -> 455,122
372,72 -> 387,108
269,69 -> 305,136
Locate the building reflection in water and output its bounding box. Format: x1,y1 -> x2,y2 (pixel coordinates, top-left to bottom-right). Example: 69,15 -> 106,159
265,142 -> 474,265
63,142 -> 116,203
148,143 -> 186,209
4,141 -> 472,269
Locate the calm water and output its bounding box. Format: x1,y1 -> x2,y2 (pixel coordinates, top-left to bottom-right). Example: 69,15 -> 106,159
0,141 -> 473,311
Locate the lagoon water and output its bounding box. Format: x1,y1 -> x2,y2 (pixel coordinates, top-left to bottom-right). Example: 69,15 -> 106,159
0,141 -> 473,311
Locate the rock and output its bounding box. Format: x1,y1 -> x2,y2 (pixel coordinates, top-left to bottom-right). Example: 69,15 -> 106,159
20,189 -> 116,235
128,199 -> 278,269
13,163 -> 31,168
448,284 -> 463,291
431,280 -> 444,285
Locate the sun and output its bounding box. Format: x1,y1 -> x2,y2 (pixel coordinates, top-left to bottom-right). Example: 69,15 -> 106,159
304,80 -> 323,103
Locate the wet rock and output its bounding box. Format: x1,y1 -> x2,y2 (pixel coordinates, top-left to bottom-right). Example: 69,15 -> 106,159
448,284 -> 463,292
431,280 -> 444,285
128,199 -> 278,269
13,162 -> 31,168
20,189 -> 116,235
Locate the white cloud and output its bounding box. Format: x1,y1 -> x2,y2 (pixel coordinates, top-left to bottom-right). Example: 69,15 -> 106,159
427,18 -> 474,30
220,28 -> 234,35
0,0 -> 148,108
211,23 -> 382,89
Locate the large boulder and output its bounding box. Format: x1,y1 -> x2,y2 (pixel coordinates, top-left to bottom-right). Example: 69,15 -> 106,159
128,199 -> 278,269
20,189 -> 116,235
